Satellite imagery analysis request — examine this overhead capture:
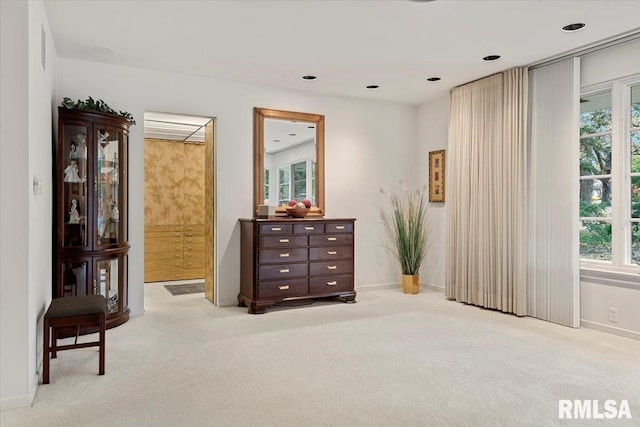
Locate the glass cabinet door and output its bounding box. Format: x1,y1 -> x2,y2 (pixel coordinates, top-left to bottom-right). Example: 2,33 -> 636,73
62,124 -> 89,249
59,260 -> 89,297
95,127 -> 121,247
94,257 -> 120,314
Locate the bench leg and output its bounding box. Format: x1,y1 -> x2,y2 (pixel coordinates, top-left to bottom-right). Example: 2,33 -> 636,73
51,327 -> 58,358
43,318 -> 50,384
99,313 -> 105,375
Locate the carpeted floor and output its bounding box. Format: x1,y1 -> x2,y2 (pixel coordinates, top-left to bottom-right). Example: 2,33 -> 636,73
163,282 -> 205,296
2,285 -> 639,426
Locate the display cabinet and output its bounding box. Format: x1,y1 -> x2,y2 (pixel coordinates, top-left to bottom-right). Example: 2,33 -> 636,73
53,107 -> 130,329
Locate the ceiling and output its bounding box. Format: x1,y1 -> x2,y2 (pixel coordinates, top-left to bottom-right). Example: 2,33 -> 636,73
44,1 -> 640,106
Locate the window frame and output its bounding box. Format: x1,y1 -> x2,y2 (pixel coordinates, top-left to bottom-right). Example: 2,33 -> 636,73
580,76 -> 640,274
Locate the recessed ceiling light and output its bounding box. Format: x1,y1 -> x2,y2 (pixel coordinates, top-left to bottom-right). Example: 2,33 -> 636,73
562,23 -> 586,32
427,77 -> 441,82
302,75 -> 317,81
366,85 -> 380,90
482,55 -> 501,61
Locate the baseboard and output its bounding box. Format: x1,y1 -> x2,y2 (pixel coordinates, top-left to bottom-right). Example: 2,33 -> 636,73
357,282 -> 445,293
581,319 -> 640,341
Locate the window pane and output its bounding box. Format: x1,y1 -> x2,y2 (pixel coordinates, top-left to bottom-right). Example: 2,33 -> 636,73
278,167 -> 289,205
580,135 -> 611,176
580,91 -> 612,134
631,85 -> 640,128
632,131 -> 640,173
632,176 -> 640,219
264,169 -> 270,200
632,222 -> 640,264
292,162 -> 306,200
579,178 -> 612,217
579,220 -> 612,261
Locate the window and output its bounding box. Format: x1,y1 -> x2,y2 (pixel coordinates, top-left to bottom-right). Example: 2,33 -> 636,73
264,169 -> 270,202
579,80 -> 640,268
278,167 -> 290,206
292,161 -> 307,200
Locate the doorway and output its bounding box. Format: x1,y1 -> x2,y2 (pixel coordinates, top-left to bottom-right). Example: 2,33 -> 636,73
143,111 -> 215,303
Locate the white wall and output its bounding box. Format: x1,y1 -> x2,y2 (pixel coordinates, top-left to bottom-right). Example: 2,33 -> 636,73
0,0 -> 56,410
56,58 -> 417,309
416,94 -> 449,288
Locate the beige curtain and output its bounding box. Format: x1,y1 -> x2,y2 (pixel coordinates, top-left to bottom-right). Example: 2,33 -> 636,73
445,67 -> 528,315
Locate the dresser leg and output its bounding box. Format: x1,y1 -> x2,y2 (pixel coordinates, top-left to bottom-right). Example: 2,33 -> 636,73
248,302 -> 271,314
341,294 -> 357,304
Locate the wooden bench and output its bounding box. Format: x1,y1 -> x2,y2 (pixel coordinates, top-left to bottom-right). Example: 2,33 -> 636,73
43,295 -> 107,384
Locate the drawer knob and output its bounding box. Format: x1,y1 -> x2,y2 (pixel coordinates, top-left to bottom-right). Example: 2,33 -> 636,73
279,285 -> 290,290
327,281 -> 337,286
327,250 -> 337,255
327,237 -> 337,241
279,238 -> 289,243
327,265 -> 337,270
271,227 -> 282,231
279,253 -> 290,258
335,226 -> 345,230
279,268 -> 290,273
304,226 -> 314,230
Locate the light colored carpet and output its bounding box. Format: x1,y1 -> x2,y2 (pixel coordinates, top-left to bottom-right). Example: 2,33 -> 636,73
2,285 -> 639,426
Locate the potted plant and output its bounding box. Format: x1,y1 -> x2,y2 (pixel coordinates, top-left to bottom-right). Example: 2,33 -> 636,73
381,183 -> 430,294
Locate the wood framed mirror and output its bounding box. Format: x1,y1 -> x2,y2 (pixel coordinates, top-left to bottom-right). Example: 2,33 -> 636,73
253,107 -> 325,217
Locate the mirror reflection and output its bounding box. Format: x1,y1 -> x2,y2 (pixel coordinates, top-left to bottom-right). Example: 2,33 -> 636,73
254,108 -> 324,217
263,118 -> 316,207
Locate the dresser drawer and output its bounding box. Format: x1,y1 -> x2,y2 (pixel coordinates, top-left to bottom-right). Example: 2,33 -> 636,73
310,260 -> 353,276
184,242 -> 205,252
258,235 -> 307,248
145,225 -> 182,233
326,223 -> 353,233
183,259 -> 204,269
309,274 -> 353,294
144,269 -> 185,283
258,263 -> 308,280
309,233 -> 353,246
259,247 -> 307,264
182,268 -> 205,279
145,236 -> 183,246
258,224 -> 292,235
146,259 -> 183,271
145,242 -> 184,253
309,246 -> 353,261
145,249 -> 183,261
258,278 -> 308,299
293,223 -> 324,234
145,230 -> 183,238
183,236 -> 205,245
184,224 -> 205,234
184,250 -> 205,260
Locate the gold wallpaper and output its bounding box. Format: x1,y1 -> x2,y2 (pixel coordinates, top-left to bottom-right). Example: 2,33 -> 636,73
183,143 -> 205,225
144,138 -> 205,226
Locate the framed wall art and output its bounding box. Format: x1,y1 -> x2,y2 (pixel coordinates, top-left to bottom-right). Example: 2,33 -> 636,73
429,150 -> 445,203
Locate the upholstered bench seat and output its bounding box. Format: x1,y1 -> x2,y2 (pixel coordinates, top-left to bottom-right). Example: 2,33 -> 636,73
43,295 -> 107,384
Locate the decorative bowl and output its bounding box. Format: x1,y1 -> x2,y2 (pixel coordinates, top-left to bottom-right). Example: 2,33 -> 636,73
286,206 -> 310,218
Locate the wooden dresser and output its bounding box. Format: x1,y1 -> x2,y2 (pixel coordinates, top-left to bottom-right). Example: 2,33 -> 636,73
239,217 -> 356,314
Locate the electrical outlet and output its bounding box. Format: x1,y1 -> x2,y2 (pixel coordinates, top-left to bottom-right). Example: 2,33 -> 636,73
608,307 -> 618,323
